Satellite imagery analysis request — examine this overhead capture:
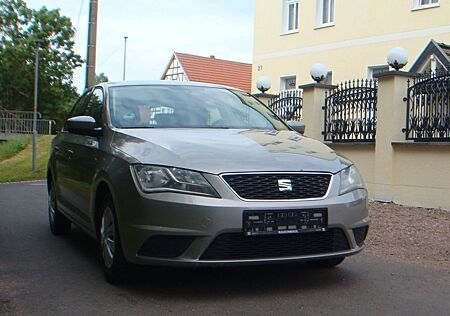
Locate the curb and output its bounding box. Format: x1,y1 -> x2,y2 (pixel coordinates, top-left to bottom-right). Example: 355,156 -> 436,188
0,179 -> 46,185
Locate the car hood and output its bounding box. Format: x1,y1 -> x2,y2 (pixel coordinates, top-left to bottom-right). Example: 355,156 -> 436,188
111,129 -> 351,174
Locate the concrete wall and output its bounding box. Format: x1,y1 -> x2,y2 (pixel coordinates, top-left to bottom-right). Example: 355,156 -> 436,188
295,72 -> 450,210
253,0 -> 450,92
391,145 -> 450,209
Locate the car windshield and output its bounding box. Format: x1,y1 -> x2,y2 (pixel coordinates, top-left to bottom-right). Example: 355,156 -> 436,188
108,85 -> 288,130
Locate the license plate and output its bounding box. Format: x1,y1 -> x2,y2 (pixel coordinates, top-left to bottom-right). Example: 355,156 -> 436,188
243,209 -> 328,236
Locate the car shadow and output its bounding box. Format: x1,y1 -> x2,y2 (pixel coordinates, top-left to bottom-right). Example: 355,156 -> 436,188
63,226 -> 361,300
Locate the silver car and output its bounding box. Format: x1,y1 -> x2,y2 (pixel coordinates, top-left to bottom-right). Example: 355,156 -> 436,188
47,81 -> 369,284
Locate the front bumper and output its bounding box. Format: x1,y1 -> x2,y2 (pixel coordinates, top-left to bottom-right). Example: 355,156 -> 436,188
115,172 -> 369,266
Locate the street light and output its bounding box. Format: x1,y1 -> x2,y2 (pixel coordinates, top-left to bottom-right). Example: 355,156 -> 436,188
33,39 -> 45,173
310,63 -> 329,83
123,36 -> 128,81
256,76 -> 272,93
387,47 -> 409,71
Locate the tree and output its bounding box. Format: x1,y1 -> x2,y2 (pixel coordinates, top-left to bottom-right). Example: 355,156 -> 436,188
0,0 -> 82,124
96,72 -> 109,84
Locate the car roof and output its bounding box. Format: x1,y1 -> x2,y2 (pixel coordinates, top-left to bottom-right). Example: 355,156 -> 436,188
97,80 -> 243,92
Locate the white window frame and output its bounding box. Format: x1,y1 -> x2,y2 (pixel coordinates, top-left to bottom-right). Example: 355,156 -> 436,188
412,0 -> 439,11
367,64 -> 390,79
315,0 -> 335,29
281,0 -> 299,35
280,75 -> 297,91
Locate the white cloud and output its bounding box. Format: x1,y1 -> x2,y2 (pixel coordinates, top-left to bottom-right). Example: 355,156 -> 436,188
26,0 -> 255,92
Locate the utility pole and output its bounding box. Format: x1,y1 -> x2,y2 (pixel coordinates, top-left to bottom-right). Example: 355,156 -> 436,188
85,0 -> 98,89
123,36 -> 128,81
32,39 -> 44,173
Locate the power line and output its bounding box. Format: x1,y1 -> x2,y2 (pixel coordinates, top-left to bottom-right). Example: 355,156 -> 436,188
97,44 -> 122,67
74,0 -> 85,38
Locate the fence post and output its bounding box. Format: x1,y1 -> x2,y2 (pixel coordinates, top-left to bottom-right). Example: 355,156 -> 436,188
298,83 -> 336,141
372,71 -> 416,202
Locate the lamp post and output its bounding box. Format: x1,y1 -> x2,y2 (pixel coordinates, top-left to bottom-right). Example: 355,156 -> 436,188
33,39 -> 44,173
387,47 -> 409,71
256,76 -> 272,93
123,36 -> 128,81
310,63 -> 329,83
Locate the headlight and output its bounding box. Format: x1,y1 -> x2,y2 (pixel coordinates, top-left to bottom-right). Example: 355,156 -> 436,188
338,165 -> 365,195
131,165 -> 219,197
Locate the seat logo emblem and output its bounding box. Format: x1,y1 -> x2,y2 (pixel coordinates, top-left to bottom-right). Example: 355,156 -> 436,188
278,179 -> 292,192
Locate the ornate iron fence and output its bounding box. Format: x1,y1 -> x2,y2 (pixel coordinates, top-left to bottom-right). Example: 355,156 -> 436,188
404,71 -> 450,141
268,89 -> 303,121
323,79 -> 377,142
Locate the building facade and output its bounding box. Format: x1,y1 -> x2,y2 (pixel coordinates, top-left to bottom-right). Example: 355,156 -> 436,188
252,0 -> 450,93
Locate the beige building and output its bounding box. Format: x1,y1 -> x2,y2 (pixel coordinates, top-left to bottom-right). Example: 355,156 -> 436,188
252,0 -> 450,93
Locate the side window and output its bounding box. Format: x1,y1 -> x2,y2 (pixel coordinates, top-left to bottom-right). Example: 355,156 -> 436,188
69,91 -> 91,117
64,91 -> 91,131
85,89 -> 104,128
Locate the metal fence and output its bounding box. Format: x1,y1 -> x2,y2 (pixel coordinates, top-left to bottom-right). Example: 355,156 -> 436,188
404,71 -> 450,141
268,89 -> 303,121
0,110 -> 55,135
0,109 -> 42,121
323,79 -> 377,142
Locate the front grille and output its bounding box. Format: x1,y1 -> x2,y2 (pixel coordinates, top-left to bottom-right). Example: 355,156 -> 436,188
353,226 -> 369,247
137,235 -> 195,258
200,228 -> 350,261
222,173 -> 331,200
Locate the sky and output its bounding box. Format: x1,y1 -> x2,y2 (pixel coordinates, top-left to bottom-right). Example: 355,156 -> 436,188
26,0 -> 255,92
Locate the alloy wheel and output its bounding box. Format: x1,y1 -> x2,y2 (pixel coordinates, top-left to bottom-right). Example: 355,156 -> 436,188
100,207 -> 116,269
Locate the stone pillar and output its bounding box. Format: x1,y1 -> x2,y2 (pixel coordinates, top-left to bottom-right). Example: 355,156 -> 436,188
372,71 -> 416,202
298,83 -> 336,141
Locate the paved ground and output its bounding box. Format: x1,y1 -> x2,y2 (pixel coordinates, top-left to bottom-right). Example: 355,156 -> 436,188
1,181 -> 449,316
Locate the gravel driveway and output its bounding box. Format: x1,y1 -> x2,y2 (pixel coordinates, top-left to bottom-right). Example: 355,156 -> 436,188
366,201 -> 450,271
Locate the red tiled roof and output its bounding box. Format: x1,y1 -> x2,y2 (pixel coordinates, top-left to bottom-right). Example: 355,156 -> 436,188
174,52 -> 252,92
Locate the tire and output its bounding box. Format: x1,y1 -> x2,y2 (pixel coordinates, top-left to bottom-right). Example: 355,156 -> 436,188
98,195 -> 128,285
307,257 -> 345,268
48,182 -> 71,235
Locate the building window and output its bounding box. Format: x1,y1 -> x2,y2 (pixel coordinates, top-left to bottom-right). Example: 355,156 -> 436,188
282,0 -> 299,34
420,0 -> 438,5
413,0 -> 439,9
280,76 -> 297,91
316,0 -> 335,27
367,65 -> 389,79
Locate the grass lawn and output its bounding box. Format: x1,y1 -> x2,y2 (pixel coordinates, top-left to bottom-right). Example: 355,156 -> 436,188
0,137 -> 29,161
0,135 -> 53,183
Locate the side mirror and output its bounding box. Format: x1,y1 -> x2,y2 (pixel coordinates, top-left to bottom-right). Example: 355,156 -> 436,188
66,116 -> 101,136
287,121 -> 305,135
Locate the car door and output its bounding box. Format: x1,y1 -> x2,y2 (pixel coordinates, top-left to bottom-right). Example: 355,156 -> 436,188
55,90 -> 91,220
65,88 -> 106,225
